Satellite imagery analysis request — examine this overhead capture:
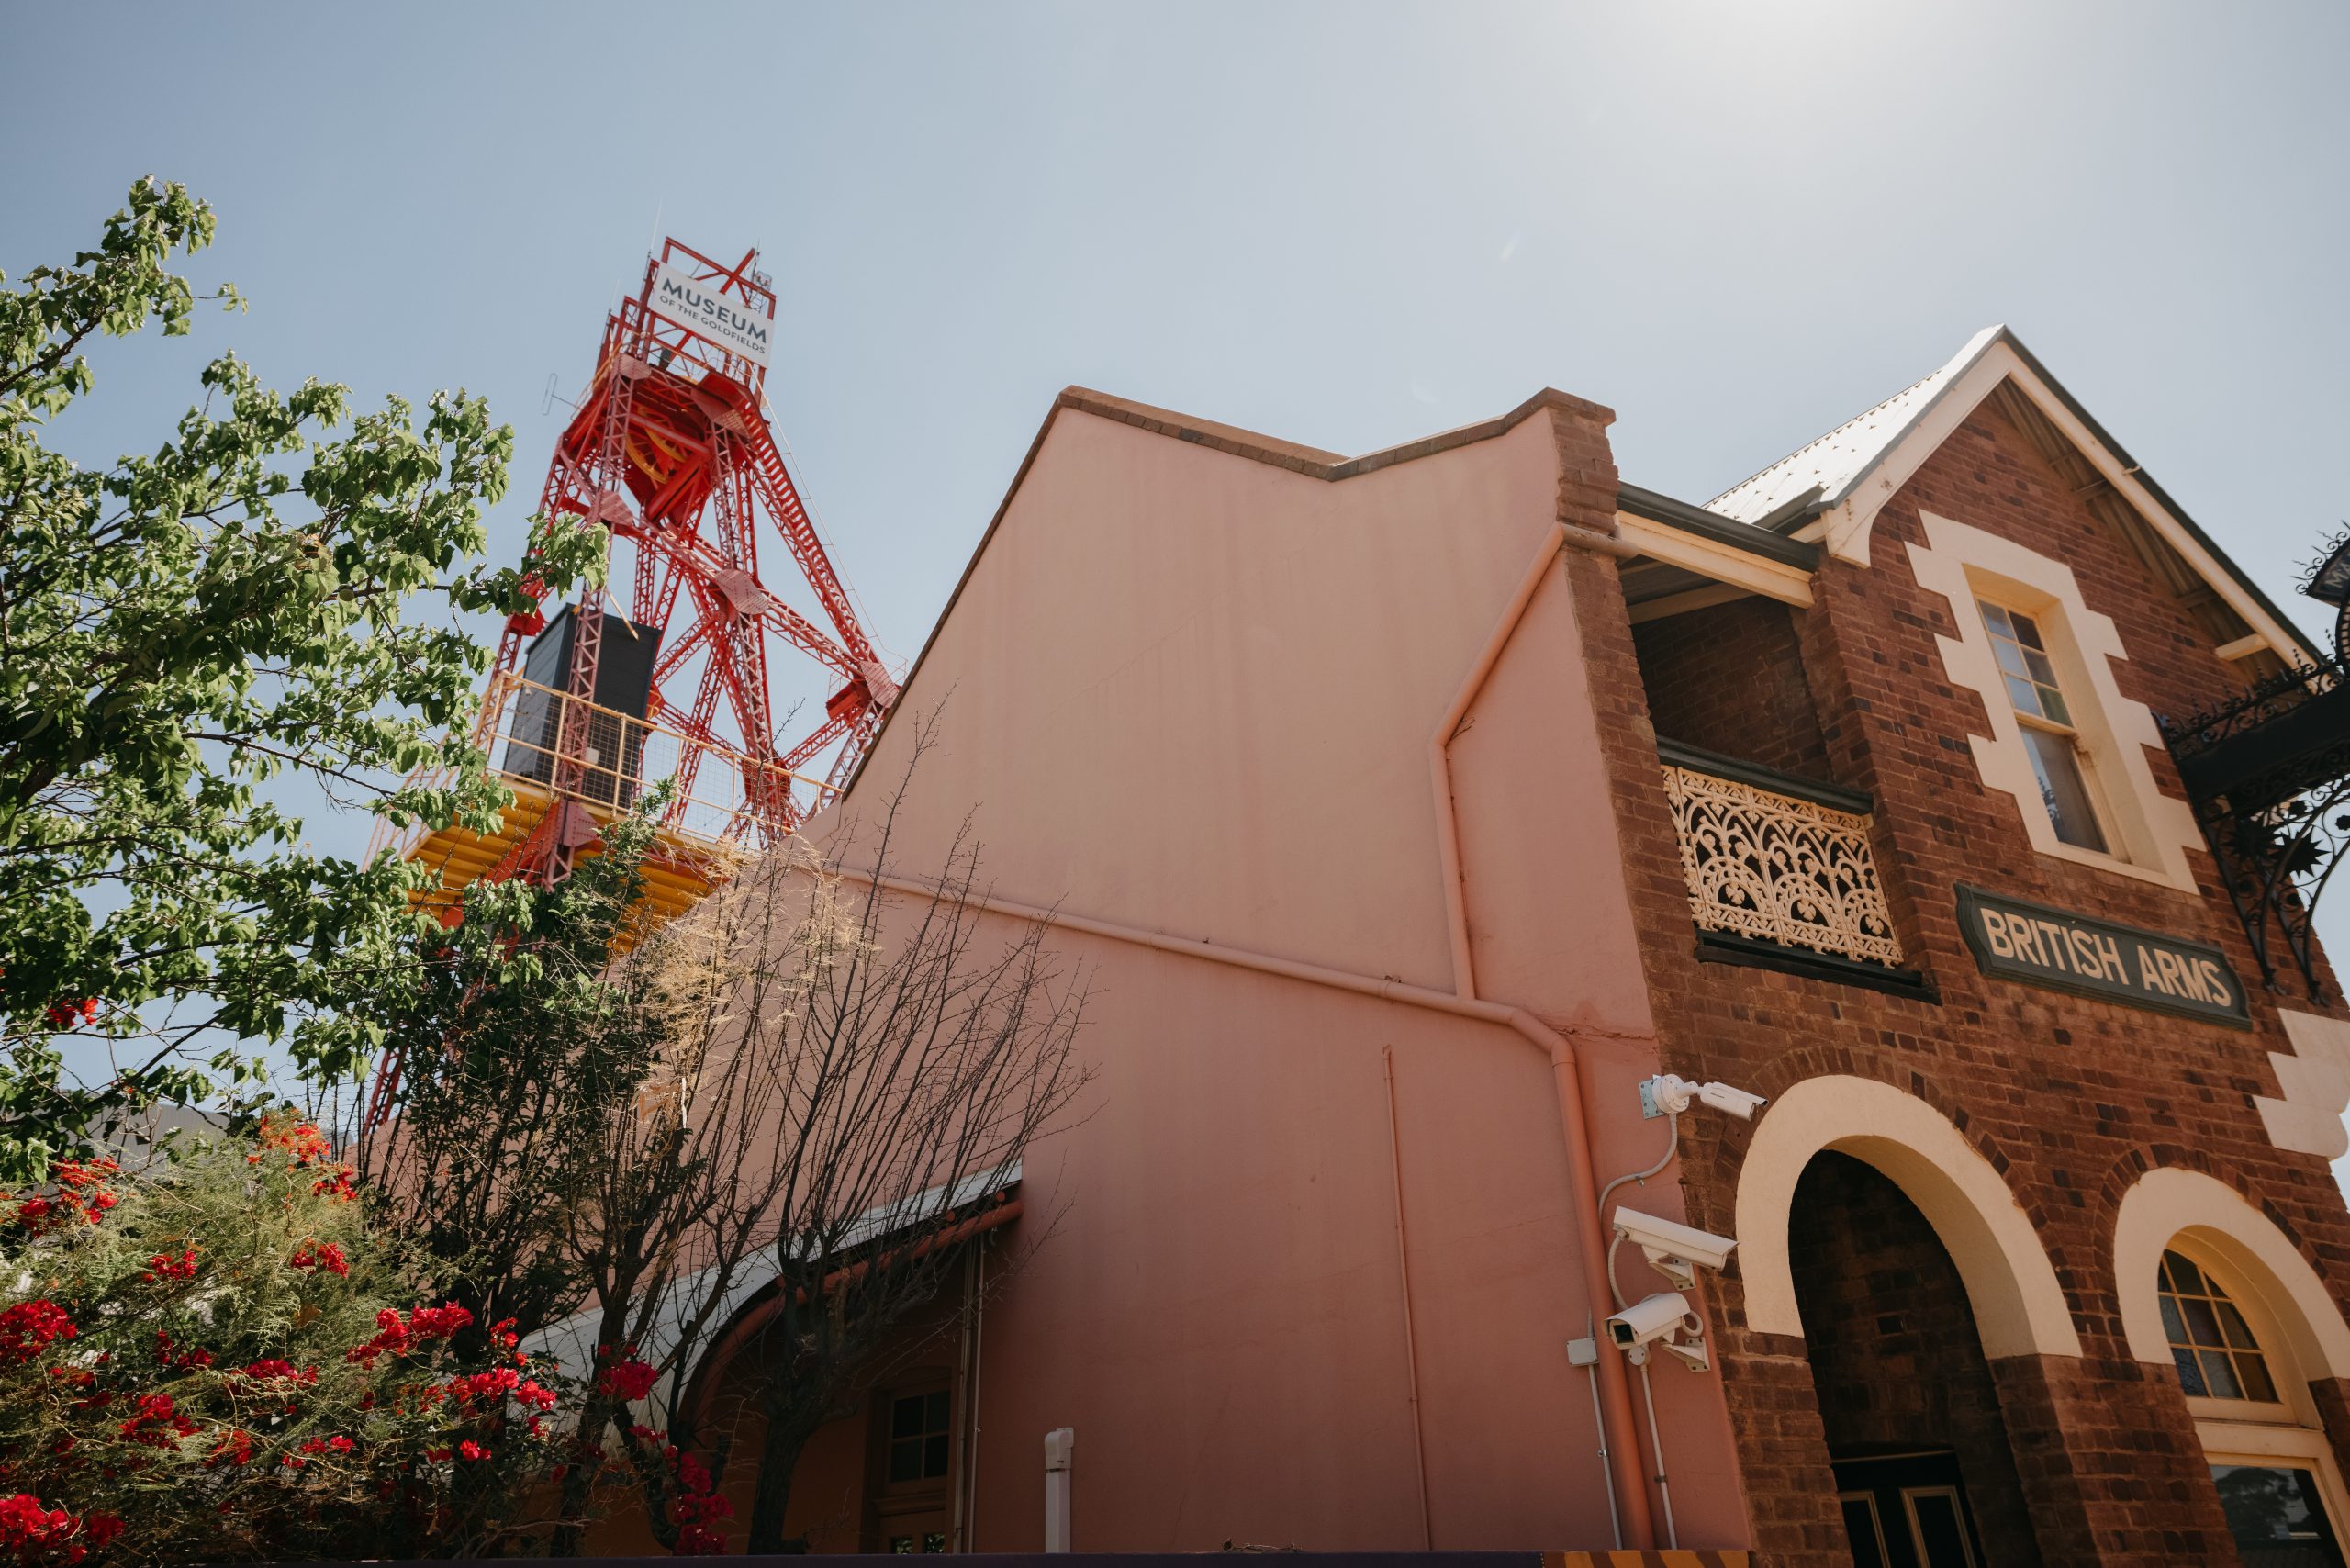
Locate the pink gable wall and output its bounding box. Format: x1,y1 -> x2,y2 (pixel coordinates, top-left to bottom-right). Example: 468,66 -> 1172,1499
834,405 -> 1575,991
792,398 -> 1745,1551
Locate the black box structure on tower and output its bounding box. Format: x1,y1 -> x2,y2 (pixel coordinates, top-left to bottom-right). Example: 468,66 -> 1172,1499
504,605 -> 665,809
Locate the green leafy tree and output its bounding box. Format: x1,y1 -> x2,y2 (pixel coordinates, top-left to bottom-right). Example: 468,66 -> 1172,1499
354,809 -> 667,1346
0,179 -> 604,1181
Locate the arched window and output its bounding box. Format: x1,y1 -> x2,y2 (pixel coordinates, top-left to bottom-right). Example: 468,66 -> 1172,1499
2161,1249 -> 2280,1403
2159,1247 -> 2350,1565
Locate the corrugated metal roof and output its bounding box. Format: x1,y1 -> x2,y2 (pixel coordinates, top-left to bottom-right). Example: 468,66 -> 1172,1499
1707,325 -> 2004,524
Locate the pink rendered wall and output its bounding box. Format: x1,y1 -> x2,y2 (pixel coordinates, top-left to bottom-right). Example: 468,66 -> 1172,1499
951,924 -> 1611,1550
833,407 -> 1564,991
1445,551 -> 1651,1031
797,398 -> 1747,1551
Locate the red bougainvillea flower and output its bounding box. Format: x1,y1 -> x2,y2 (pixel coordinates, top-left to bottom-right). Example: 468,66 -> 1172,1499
675,1520 -> 730,1555
627,1422 -> 733,1551
669,1448 -> 735,1554
286,1241 -> 349,1277
41,998 -> 98,1030
239,1359 -> 318,1388
0,1302 -> 75,1367
596,1357 -> 659,1403
346,1302 -> 473,1366
457,1440 -> 490,1462
410,1304 -> 471,1338
118,1394 -> 198,1449
9,1161 -> 119,1236
446,1367 -> 520,1406
0,1492 -> 95,1564
50,1159 -> 118,1206
252,1115 -> 332,1165
140,1248 -> 197,1283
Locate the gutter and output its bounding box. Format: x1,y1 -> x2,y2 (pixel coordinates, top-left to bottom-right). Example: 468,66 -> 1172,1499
1616,482 -> 1822,571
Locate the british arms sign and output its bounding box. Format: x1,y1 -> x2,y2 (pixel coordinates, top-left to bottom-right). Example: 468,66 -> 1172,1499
1955,886 -> 2250,1027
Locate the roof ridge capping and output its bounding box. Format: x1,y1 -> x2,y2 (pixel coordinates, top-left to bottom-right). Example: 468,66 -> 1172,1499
831,382 -> 1623,805
1706,324 -> 2006,523
1054,384 -> 1616,482
1700,326 -> 2320,665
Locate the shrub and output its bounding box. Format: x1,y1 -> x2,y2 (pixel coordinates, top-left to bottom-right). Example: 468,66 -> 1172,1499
0,1119 -> 599,1562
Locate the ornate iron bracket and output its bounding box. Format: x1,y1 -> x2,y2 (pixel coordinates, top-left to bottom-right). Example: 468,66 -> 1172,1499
2159,532 -> 2350,1000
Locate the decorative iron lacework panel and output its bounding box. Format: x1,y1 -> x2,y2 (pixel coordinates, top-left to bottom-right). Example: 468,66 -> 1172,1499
1662,764 -> 1904,967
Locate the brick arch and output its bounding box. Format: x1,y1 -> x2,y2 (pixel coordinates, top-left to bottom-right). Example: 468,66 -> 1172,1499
2105,1162 -> 2350,1383
1730,1071 -> 2083,1358
1685,1043 -> 2012,1206
2090,1141 -> 2290,1246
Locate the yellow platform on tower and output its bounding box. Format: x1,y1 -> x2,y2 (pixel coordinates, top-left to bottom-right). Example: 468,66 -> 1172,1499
368,671 -> 835,940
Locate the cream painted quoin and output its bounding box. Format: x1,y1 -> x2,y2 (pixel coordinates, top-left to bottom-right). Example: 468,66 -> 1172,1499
1906,510 -> 2205,890
2252,1010 -> 2350,1160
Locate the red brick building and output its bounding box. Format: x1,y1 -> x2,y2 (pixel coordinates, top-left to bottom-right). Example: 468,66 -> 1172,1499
584,327 -> 2350,1566
1604,328 -> 2350,1566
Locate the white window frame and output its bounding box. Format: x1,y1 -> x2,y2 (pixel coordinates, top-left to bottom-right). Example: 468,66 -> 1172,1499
1906,511 -> 2203,892
1975,595 -> 2121,857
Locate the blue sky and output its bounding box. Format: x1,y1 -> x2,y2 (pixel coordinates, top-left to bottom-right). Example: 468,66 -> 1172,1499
7,2 -> 2349,1115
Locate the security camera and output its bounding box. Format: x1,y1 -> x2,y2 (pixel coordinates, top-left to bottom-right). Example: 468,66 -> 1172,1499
1694,1081 -> 1767,1119
1639,1074 -> 1768,1122
1607,1292 -> 1703,1358
1613,1205 -> 1737,1291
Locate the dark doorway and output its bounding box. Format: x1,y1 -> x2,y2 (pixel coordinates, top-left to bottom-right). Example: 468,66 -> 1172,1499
1788,1151 -> 2042,1567
1833,1450 -> 1986,1568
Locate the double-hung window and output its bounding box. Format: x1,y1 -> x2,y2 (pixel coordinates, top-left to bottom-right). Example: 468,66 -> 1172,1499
1977,600 -> 2109,854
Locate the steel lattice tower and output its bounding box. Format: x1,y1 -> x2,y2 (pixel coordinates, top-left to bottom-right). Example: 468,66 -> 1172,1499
378,239 -> 896,933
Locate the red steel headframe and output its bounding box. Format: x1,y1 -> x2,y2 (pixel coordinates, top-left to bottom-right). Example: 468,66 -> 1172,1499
492,240 -> 897,886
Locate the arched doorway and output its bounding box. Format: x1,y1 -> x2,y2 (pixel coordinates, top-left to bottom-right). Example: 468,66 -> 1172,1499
1734,1076 -> 2082,1567
1788,1150 -> 2040,1568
